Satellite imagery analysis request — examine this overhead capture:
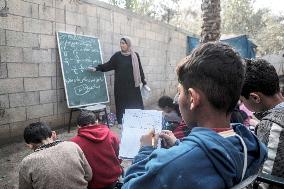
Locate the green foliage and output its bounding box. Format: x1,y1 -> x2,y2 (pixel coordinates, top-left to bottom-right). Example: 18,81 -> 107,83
221,0 -> 284,55
107,0 -> 284,55
108,0 -> 181,23
254,15 -> 284,54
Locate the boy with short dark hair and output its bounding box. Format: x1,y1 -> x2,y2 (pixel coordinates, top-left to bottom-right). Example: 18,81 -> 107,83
158,95 -> 181,123
70,110 -> 122,189
158,95 -> 190,139
19,122 -> 92,189
122,42 -> 267,189
241,58 -> 284,188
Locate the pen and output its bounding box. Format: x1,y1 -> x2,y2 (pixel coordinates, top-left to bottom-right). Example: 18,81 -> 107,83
152,129 -> 155,147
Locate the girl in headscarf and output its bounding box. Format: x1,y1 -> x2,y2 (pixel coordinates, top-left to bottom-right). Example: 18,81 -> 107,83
89,37 -> 147,125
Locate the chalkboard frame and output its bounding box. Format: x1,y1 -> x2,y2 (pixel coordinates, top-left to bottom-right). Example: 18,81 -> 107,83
56,31 -> 110,108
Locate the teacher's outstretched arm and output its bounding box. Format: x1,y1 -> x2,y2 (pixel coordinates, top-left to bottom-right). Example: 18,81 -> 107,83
87,54 -> 117,73
136,52 -> 147,85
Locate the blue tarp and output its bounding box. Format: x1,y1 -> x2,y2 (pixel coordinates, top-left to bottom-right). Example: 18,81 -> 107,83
187,35 -> 256,59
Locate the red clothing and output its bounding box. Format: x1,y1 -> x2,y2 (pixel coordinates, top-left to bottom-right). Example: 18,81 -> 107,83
211,127 -> 232,133
70,124 -> 122,189
172,121 -> 191,139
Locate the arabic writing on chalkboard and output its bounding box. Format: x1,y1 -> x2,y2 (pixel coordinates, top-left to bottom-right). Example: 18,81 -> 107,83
57,32 -> 109,108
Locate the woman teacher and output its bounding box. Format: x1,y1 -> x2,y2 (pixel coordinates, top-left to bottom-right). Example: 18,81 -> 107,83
89,37 -> 148,125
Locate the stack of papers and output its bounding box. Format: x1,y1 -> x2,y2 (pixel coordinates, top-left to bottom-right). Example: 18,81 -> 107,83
119,109 -> 162,159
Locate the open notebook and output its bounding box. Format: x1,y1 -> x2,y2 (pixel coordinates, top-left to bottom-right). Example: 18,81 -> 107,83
119,109 -> 162,159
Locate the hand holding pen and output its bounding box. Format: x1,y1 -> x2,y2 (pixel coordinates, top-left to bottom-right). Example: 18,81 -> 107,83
140,129 -> 158,148
159,130 -> 177,149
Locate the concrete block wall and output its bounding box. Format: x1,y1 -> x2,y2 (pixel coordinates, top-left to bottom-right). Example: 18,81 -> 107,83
0,0 -> 189,145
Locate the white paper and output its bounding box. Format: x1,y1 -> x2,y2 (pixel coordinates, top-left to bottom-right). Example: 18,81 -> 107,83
119,109 -> 162,159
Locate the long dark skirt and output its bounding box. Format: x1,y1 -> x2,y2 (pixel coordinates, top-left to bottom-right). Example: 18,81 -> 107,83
114,86 -> 144,124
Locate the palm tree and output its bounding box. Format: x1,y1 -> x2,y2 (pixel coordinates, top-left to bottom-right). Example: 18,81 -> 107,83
200,0 -> 221,43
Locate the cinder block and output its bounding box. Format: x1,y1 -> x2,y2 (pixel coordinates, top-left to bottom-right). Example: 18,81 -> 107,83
32,4 -> 39,18
134,29 -> 146,38
40,20 -> 53,35
64,111 -> 79,127
0,107 -> 26,125
0,124 -> 10,143
0,78 -> 24,94
40,90 -> 57,103
23,48 -> 51,63
65,11 -> 78,25
55,23 -> 66,32
65,24 -> 76,33
53,101 -> 69,115
51,77 -> 56,89
51,49 -> 60,64
40,114 -> 65,129
23,0 -> 53,7
39,5 -> 55,21
113,24 -> 121,34
120,24 -> 131,36
86,6 -> 97,17
24,77 -> 52,91
39,63 -> 56,76
0,29 -> 5,45
7,63 -> 38,78
24,18 -> 53,35
0,63 -> 7,79
58,88 -> 66,101
39,34 -> 56,49
0,94 -> 9,108
156,34 -> 164,42
55,0 -> 67,9
10,118 -> 39,138
99,19 -> 112,33
75,26 -> 83,35
9,92 -> 40,107
6,30 -> 39,48
100,32 -> 113,44
55,8 -> 65,23
0,46 -> 23,63
65,11 -> 86,27
51,76 -> 65,89
23,32 -> 40,47
0,15 -> 23,31
23,18 -> 40,33
26,103 -> 53,119
113,12 -> 127,23
65,1 -> 80,13
97,7 -> 112,22
7,0 -> 33,17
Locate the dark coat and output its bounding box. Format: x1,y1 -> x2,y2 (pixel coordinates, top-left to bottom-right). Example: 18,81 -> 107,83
96,52 -> 146,123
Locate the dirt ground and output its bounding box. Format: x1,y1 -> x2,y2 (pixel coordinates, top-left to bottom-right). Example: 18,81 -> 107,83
0,125 -> 131,189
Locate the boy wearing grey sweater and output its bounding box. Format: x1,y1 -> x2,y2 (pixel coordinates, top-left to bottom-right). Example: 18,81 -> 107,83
19,122 -> 92,189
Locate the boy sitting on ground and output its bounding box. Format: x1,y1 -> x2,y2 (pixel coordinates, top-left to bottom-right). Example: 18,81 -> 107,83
19,122 -> 92,189
70,110 -> 122,189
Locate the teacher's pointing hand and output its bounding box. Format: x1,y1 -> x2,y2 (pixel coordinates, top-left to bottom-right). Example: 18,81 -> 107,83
87,67 -> 96,72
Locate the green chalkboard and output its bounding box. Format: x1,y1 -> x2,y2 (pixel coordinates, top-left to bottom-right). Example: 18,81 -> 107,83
57,32 -> 109,108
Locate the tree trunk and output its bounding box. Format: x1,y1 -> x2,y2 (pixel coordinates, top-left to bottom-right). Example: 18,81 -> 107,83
200,0 -> 221,43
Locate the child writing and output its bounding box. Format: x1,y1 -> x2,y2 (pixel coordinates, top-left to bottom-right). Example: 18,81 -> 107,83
158,95 -> 190,139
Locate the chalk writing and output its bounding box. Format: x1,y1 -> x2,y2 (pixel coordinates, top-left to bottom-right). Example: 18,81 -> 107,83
57,32 -> 109,108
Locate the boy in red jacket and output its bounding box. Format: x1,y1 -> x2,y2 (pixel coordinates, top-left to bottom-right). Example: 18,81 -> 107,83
70,110 -> 122,189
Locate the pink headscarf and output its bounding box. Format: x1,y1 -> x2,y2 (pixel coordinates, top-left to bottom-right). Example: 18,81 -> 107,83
239,103 -> 253,117
120,37 -> 142,87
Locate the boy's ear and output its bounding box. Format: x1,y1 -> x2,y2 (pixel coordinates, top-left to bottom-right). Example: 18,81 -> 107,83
26,143 -> 34,149
51,131 -> 57,140
188,88 -> 201,110
249,92 -> 261,103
